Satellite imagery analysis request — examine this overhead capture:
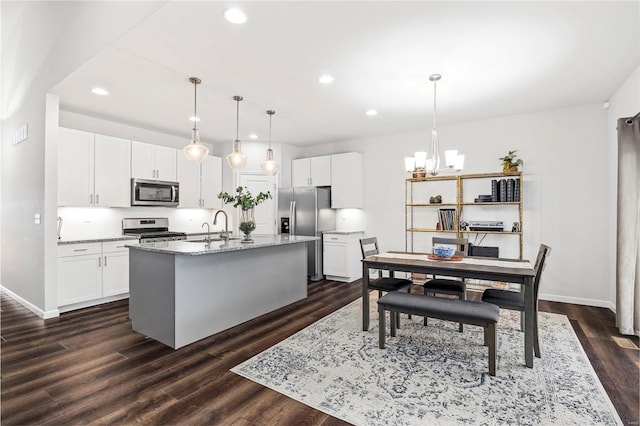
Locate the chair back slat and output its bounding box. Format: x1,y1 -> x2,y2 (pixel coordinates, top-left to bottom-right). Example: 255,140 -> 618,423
533,244 -> 551,300
360,237 -> 380,258
432,237 -> 469,256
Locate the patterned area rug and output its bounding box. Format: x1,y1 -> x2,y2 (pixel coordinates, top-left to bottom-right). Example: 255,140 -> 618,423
231,295 -> 622,425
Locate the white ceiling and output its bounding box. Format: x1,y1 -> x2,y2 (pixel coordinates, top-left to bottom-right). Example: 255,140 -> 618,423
51,1 -> 640,147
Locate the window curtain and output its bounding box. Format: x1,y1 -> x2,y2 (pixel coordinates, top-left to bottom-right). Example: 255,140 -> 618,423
616,114 -> 640,336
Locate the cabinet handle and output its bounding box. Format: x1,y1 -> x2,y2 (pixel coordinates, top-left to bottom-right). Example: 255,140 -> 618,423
90,194 -> 94,204
330,237 -> 338,240
96,194 -> 99,204
98,256 -> 101,267
104,256 -> 107,266
73,248 -> 88,252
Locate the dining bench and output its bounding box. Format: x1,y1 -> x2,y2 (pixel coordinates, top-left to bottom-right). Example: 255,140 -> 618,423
377,292 -> 500,376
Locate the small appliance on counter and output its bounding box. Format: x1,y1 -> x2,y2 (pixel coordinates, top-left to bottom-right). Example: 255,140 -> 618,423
123,217 -> 187,243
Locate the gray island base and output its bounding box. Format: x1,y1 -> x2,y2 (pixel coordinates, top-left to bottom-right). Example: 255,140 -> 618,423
126,235 -> 317,349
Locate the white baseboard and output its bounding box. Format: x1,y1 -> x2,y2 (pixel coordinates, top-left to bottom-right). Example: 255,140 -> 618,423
0,285 -> 60,319
58,294 -> 129,313
539,292 -> 615,311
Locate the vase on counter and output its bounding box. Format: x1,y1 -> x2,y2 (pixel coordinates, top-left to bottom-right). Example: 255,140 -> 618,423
239,207 -> 256,243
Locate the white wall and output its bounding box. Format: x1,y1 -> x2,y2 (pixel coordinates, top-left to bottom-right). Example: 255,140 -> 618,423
1,1 -> 165,316
300,102 -> 614,307
606,64 -> 640,307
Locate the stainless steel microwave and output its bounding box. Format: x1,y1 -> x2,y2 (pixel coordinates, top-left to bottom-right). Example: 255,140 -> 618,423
131,178 -> 179,207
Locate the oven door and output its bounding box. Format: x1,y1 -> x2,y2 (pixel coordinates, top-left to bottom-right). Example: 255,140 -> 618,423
131,179 -> 179,206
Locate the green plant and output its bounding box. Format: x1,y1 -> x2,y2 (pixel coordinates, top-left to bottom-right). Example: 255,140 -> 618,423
499,150 -> 524,169
217,186 -> 272,211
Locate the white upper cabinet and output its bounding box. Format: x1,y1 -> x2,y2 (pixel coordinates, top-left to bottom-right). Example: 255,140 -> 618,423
292,155 -> 331,187
176,153 -> 201,208
201,155 -> 222,208
94,134 -> 131,207
58,128 -> 130,207
331,152 -> 363,209
58,127 -> 94,206
131,141 -> 177,181
177,154 -> 222,208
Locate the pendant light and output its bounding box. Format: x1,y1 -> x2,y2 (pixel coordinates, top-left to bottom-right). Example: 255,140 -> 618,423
226,95 -> 247,170
261,110 -> 279,176
182,77 -> 209,164
428,73 -> 441,176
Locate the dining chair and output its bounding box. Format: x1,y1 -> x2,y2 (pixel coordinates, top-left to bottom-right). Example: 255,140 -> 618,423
481,243 -> 551,358
360,237 -> 413,326
423,237 -> 469,332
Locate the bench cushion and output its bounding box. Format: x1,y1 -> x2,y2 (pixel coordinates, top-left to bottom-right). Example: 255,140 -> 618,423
378,292 -> 500,326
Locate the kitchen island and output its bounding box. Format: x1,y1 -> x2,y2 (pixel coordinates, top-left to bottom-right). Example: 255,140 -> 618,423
125,235 -> 316,349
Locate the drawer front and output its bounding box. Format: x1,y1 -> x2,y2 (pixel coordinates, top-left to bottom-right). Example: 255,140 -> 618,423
323,234 -> 350,244
102,240 -> 130,253
58,243 -> 102,258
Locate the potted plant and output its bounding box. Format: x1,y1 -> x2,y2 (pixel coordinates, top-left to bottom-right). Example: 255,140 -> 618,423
499,150 -> 524,172
218,186 -> 272,243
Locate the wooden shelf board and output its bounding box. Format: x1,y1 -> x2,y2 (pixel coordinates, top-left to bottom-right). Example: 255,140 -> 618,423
407,228 -> 459,233
460,230 -> 522,235
460,202 -> 521,206
406,203 -> 457,207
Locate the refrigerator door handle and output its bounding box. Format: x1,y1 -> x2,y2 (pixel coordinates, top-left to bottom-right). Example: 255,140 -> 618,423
290,201 -> 296,235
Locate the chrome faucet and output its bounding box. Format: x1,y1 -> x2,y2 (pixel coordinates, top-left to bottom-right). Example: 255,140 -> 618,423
201,222 -> 211,242
213,209 -> 229,240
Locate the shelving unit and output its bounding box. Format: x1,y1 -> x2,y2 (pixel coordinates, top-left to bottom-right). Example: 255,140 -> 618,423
405,171 -> 523,259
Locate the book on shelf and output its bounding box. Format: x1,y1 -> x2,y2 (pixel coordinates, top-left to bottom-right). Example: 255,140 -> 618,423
514,178 -> 521,201
499,178 -> 507,202
507,178 -> 514,202
438,208 -> 456,231
491,179 -> 498,202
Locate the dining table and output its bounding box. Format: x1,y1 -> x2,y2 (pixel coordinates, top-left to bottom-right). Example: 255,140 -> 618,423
362,251 -> 537,368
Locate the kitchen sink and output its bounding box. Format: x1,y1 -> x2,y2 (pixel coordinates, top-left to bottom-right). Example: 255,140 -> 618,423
186,237 -> 242,243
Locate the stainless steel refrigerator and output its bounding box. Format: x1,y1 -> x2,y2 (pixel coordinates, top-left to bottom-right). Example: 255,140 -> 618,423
278,187 -> 335,281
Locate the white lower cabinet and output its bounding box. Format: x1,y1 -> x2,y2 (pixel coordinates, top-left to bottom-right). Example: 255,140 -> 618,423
57,241 -> 130,310
323,232 -> 364,282
102,242 -> 130,297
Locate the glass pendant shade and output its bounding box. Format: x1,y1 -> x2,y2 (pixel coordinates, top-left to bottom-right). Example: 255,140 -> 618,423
227,95 -> 247,170
226,139 -> 247,170
183,130 -> 209,164
429,129 -> 440,176
414,151 -> 427,169
261,149 -> 279,175
261,109 -> 278,176
445,150 -> 458,168
183,77 -> 209,164
404,157 -> 416,172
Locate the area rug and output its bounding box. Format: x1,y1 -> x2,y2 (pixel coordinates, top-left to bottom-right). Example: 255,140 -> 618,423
231,295 -> 622,425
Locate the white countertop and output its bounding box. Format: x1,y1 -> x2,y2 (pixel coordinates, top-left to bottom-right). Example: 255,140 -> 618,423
323,230 -> 364,235
125,234 -> 318,256
57,235 -> 139,245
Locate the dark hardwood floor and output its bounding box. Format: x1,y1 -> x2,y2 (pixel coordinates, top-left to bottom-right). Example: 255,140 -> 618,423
2,281 -> 638,425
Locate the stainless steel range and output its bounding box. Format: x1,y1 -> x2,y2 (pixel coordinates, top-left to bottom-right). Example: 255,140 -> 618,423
123,218 -> 187,243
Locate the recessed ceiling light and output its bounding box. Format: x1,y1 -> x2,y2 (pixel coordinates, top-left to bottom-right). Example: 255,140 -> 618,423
318,75 -> 334,84
366,109 -> 378,116
223,8 -> 247,24
249,133 -> 258,139
189,116 -> 200,122
91,87 -> 109,96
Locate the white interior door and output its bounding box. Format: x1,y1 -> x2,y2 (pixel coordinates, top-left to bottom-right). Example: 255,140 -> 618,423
238,173 -> 276,235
